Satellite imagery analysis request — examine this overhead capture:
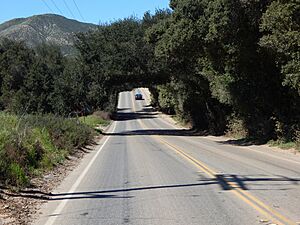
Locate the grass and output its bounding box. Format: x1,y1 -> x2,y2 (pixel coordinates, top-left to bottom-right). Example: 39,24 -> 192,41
79,114 -> 110,129
268,140 -> 299,151
0,112 -> 103,187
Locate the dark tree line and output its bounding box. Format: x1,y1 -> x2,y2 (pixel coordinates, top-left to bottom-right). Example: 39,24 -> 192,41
146,0 -> 299,142
0,39 -> 112,115
0,0 -> 299,143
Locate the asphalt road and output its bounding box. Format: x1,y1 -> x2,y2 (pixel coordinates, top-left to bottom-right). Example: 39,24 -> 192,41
33,89 -> 300,225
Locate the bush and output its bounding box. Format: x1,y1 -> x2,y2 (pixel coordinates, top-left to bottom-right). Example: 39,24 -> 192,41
226,115 -> 248,139
0,112 -> 95,187
79,112 -> 110,129
8,163 -> 28,187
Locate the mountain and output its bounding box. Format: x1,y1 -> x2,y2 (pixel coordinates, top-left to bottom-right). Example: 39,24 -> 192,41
0,14 -> 97,55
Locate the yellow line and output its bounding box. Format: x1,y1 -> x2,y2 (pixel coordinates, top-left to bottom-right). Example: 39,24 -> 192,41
237,188 -> 296,225
156,135 -> 295,225
159,135 -> 296,225
159,138 -> 216,177
130,107 -> 296,225
230,189 -> 282,224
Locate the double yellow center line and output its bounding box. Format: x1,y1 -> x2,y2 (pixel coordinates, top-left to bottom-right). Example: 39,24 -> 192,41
130,90 -> 297,225
155,136 -> 295,225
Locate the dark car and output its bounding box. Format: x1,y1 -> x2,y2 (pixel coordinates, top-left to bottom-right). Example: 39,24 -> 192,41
135,93 -> 143,100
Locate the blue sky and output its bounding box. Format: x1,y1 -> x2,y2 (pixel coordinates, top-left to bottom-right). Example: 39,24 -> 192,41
0,0 -> 170,24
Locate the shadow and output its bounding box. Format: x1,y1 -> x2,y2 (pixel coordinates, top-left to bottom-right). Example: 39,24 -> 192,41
213,174 -> 300,191
141,107 -> 155,113
2,182 -> 216,201
215,174 -> 232,190
217,138 -> 268,147
2,191 -> 51,200
112,112 -> 157,121
46,174 -> 300,200
77,147 -> 90,154
117,108 -> 131,111
110,109 -> 209,137
2,191 -> 131,201
51,194 -> 133,201
2,174 -> 299,201
103,128 -> 205,137
94,128 -> 103,134
48,182 -> 215,200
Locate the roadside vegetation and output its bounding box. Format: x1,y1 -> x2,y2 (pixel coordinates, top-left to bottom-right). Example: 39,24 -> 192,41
0,112 -> 103,187
79,111 -> 111,129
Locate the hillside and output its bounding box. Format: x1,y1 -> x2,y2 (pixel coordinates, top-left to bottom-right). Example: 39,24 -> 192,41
0,14 -> 97,55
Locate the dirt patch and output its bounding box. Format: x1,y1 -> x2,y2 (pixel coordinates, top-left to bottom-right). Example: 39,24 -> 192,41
0,132 -> 107,225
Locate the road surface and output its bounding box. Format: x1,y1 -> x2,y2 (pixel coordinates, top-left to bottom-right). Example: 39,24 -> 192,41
33,89 -> 300,225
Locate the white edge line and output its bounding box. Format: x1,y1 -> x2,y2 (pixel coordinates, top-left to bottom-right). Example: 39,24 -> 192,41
44,121 -> 117,225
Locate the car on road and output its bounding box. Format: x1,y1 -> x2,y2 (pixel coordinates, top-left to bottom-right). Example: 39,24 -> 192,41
135,93 -> 143,100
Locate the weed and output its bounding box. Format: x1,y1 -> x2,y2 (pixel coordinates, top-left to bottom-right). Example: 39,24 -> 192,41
0,112 -> 97,187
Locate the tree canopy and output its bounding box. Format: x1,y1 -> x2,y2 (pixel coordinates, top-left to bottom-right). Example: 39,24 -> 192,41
0,0 -> 299,143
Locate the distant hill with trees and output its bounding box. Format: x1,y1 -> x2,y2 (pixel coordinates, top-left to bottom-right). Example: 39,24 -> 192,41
0,14 -> 97,55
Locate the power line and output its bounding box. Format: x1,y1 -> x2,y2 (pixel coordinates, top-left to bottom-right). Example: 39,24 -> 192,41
63,0 -> 76,19
72,0 -> 85,21
49,0 -> 64,15
42,0 -> 54,13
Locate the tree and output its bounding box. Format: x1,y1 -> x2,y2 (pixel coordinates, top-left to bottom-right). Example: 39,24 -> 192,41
75,15 -> 170,111
0,39 -> 34,111
260,0 -> 300,95
20,44 -> 64,114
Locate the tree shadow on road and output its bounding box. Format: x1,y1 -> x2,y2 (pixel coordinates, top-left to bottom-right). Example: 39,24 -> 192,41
103,128 -> 204,137
5,174 -> 299,201
112,112 -> 158,122
217,138 -> 268,147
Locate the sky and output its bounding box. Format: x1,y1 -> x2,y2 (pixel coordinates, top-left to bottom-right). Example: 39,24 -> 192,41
0,0 -> 170,24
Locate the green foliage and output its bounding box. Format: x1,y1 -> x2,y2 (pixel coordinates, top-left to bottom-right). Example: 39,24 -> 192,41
75,14 -> 171,112
147,0 -> 299,140
79,114 -> 110,129
0,40 -> 97,115
8,163 -> 28,187
157,83 -> 176,114
22,44 -> 64,113
268,140 -> 298,151
75,18 -> 146,111
260,0 -> 300,94
0,39 -> 35,110
0,112 -> 94,187
0,2 -> 299,150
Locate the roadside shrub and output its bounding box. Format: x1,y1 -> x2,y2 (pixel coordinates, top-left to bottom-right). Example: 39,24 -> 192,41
8,163 -> 28,187
79,113 -> 110,129
0,113 -> 95,187
226,115 -> 248,139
